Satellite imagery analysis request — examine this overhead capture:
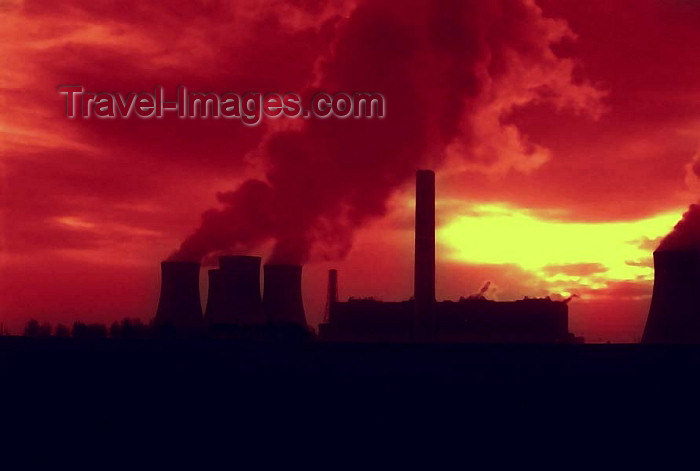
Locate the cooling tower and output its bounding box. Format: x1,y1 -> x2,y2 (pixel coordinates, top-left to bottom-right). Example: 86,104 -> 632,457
205,255 -> 263,325
263,264 -> 307,326
414,169 -> 435,340
643,250 -> 700,343
154,261 -> 203,333
204,268 -> 224,321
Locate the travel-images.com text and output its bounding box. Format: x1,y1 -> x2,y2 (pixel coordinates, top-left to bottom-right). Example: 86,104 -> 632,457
58,86 -> 386,126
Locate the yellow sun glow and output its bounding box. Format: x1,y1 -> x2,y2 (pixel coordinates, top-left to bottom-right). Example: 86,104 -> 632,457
438,202 -> 682,288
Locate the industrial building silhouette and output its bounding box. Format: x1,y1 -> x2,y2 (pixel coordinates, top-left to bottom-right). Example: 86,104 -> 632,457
155,257 -> 309,336
155,169 -> 577,342
643,250 -> 700,343
153,261 -> 204,333
318,170 -> 574,343
205,255 -> 263,326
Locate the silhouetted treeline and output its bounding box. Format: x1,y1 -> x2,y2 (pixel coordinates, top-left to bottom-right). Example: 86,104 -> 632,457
71,321 -> 109,339
54,324 -> 71,338
18,318 -> 316,342
23,319 -> 52,337
21,318 -> 145,339
109,318 -> 150,339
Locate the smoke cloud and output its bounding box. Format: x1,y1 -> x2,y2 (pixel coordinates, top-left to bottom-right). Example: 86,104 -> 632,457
657,204 -> 700,251
168,0 -> 604,264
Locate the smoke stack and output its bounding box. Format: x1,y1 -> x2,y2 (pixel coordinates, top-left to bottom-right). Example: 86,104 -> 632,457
414,169 -> 435,340
205,255 -> 263,325
324,269 -> 338,322
263,264 -> 307,326
643,250 -> 700,343
328,269 -> 338,305
154,261 -> 203,333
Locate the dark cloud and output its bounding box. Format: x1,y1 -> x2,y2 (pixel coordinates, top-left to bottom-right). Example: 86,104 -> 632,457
172,0 -> 600,263
439,0 -> 700,222
581,280 -> 652,300
625,258 -> 653,268
657,204 -> 700,251
542,263 -> 608,277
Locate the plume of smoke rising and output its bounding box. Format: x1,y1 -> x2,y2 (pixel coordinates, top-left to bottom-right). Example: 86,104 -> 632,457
467,280 -> 491,300
170,0 -> 603,264
171,180 -> 275,262
657,204 -> 700,251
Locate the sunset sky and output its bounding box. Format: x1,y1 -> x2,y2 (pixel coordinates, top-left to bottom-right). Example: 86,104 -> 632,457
2,0 -> 700,342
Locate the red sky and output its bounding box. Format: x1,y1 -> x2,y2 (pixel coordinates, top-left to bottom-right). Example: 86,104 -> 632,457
2,0 -> 700,342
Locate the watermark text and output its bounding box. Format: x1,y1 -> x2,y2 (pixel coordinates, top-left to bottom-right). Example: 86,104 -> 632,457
58,86 -> 386,126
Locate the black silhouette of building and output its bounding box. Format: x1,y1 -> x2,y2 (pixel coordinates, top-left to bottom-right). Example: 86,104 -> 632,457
263,264 -> 307,326
153,261 -> 204,334
205,255 -> 264,327
642,250 -> 700,343
320,297 -> 569,343
414,169 -> 436,340
155,256 -> 308,334
318,169 -> 576,343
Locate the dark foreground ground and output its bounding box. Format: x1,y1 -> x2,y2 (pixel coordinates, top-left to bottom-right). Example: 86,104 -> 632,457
1,337 -> 698,463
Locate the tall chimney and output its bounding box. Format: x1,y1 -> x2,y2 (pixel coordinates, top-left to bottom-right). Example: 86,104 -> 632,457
414,169 -> 435,340
154,261 -> 203,333
324,269 -> 338,322
263,264 -> 307,326
642,250 -> 700,343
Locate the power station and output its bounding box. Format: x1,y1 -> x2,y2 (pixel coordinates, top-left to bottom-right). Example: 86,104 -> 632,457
155,258 -> 308,335
154,169 -> 576,342
317,170 -> 574,343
